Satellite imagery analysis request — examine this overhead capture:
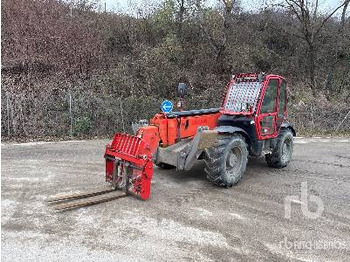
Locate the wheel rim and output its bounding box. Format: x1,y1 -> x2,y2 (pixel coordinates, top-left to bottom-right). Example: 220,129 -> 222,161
281,137 -> 292,162
226,147 -> 242,175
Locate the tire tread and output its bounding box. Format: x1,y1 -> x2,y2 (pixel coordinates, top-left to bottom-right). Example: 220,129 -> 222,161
205,134 -> 248,187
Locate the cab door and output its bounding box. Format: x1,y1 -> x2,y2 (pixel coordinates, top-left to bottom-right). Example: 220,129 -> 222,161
256,77 -> 280,139
276,79 -> 287,132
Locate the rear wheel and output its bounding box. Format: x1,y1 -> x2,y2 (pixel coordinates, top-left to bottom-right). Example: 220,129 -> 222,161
265,129 -> 293,168
204,134 -> 248,187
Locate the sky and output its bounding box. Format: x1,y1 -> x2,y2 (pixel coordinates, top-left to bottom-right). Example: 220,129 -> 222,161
100,0 -> 345,15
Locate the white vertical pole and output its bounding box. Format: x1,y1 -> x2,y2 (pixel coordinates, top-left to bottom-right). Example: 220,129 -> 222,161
6,92 -> 10,137
335,110 -> 350,132
69,92 -> 73,137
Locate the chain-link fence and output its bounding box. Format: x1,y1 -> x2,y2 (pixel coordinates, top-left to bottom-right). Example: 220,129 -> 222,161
1,90 -> 349,140
1,90 -> 164,139
289,103 -> 350,135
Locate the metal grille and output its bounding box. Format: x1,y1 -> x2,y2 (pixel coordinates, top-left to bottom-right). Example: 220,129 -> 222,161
111,133 -> 143,157
224,81 -> 262,113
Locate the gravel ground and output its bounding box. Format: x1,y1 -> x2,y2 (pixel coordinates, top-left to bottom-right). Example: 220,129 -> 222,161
1,138 -> 350,261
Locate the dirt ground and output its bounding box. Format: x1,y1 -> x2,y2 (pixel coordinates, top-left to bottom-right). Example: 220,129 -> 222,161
1,138 -> 350,262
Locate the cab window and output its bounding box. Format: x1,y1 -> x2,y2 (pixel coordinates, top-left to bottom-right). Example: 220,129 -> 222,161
261,79 -> 278,114
278,80 -> 287,117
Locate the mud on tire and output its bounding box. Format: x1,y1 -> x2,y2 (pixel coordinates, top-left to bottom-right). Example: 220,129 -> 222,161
265,128 -> 294,168
204,134 -> 248,187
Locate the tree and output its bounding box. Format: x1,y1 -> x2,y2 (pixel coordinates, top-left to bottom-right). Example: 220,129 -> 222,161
325,0 -> 350,97
284,0 -> 348,96
193,0 -> 238,73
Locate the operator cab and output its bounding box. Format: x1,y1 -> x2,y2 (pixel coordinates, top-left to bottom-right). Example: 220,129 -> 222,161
220,73 -> 288,140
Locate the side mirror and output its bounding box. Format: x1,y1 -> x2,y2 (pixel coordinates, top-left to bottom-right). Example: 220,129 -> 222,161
177,83 -> 187,98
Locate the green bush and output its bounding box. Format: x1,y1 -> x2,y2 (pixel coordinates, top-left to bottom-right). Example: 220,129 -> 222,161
74,116 -> 92,136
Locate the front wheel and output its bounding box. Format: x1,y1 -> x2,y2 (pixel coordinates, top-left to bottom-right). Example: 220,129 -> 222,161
265,129 -> 294,168
204,134 -> 248,187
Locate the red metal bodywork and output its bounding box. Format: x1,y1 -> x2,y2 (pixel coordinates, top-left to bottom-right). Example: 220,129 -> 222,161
105,129 -> 159,200
150,112 -> 221,146
105,73 -> 288,200
255,75 -> 286,140
104,112 -> 220,200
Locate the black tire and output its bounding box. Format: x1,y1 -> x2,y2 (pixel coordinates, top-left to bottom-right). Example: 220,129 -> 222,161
204,134 -> 248,187
265,129 -> 294,168
156,162 -> 175,169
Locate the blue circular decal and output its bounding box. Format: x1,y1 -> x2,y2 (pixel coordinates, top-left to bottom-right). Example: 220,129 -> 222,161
161,100 -> 173,113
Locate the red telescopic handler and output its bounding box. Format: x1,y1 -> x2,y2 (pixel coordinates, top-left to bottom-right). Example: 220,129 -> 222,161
48,73 -> 295,211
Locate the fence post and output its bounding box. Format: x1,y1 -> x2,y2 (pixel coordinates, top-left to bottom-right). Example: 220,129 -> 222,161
6,92 -> 10,137
335,110 -> 350,132
68,92 -> 73,137
120,98 -> 125,132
